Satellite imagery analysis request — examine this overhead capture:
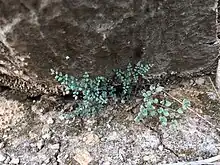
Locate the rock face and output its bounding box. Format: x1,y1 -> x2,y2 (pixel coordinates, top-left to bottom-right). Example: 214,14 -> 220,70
0,0 -> 218,95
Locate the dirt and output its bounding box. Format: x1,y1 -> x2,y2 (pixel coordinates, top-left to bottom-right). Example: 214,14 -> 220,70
0,76 -> 220,165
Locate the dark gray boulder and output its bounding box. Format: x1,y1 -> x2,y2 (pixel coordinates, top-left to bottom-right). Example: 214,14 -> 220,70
0,0 -> 218,96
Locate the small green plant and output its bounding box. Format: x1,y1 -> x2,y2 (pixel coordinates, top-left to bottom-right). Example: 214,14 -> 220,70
114,62 -> 151,98
51,70 -> 116,116
51,62 -> 151,117
51,61 -> 190,127
135,84 -> 191,126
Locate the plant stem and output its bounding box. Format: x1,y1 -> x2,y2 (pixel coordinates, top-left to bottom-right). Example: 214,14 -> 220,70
164,92 -> 215,127
209,76 -> 220,100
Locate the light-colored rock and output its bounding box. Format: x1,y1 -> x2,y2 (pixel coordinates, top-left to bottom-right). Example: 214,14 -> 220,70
0,142 -> 5,149
44,158 -> 51,164
158,145 -> 164,151
47,117 -> 54,124
102,161 -> 111,165
74,149 -> 93,165
28,131 -> 39,139
41,125 -> 50,134
42,132 -> 52,140
10,157 -> 20,164
4,156 -> 11,164
195,78 -> 205,85
37,139 -> 44,150
207,92 -> 217,100
143,155 -> 156,162
49,143 -> 60,150
107,131 -> 118,141
0,153 -> 6,162
83,132 -> 99,146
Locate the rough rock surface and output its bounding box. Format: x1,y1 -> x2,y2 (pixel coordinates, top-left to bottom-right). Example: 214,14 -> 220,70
0,76 -> 220,165
0,0 -> 219,95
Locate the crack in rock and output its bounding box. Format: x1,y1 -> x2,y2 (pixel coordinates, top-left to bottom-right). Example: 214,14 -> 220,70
146,125 -> 180,158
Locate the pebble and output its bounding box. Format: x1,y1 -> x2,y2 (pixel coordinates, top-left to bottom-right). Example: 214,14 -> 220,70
207,92 -> 217,100
189,80 -> 194,86
102,161 -> 111,165
41,125 -> 50,134
59,115 -> 65,121
4,156 -> 11,164
74,149 -> 93,165
107,131 -> 118,141
143,155 -> 156,162
195,78 -> 205,85
37,139 -> 44,150
84,133 -> 99,146
143,155 -> 150,161
136,98 -> 142,103
40,108 -> 45,113
158,145 -> 164,151
10,157 -> 20,164
49,143 -> 60,150
0,153 -> 6,162
47,117 -> 54,124
42,132 -> 52,140
0,142 -> 5,149
44,158 -> 51,164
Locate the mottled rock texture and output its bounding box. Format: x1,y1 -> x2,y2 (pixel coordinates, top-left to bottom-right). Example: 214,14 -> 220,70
0,0 -> 218,95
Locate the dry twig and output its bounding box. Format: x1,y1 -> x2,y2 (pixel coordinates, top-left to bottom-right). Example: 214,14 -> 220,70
164,154 -> 220,165
164,92 -> 214,127
209,76 -> 220,100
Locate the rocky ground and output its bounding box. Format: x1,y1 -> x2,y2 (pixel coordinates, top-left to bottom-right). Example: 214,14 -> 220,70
0,76 -> 220,165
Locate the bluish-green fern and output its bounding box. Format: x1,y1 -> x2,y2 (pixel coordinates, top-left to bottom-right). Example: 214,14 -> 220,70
51,61 -> 150,117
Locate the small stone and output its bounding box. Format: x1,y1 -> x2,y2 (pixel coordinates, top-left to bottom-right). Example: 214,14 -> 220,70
40,108 -> 45,113
74,149 -> 93,165
188,80 -> 194,86
207,92 -> 217,100
84,133 -> 99,146
10,157 -> 20,164
64,154 -> 69,159
47,117 -> 54,124
136,98 -> 142,103
41,125 -> 50,134
107,131 -> 118,141
44,158 -> 51,164
102,161 -> 111,165
42,132 -> 52,139
4,156 -> 11,164
49,143 -> 60,150
143,155 -> 156,162
14,70 -> 20,75
158,145 -> 163,151
59,115 -> 65,121
143,155 -> 150,161
31,105 -> 38,113
37,139 -> 44,150
195,78 -> 205,85
0,153 -> 6,162
0,142 -> 5,149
